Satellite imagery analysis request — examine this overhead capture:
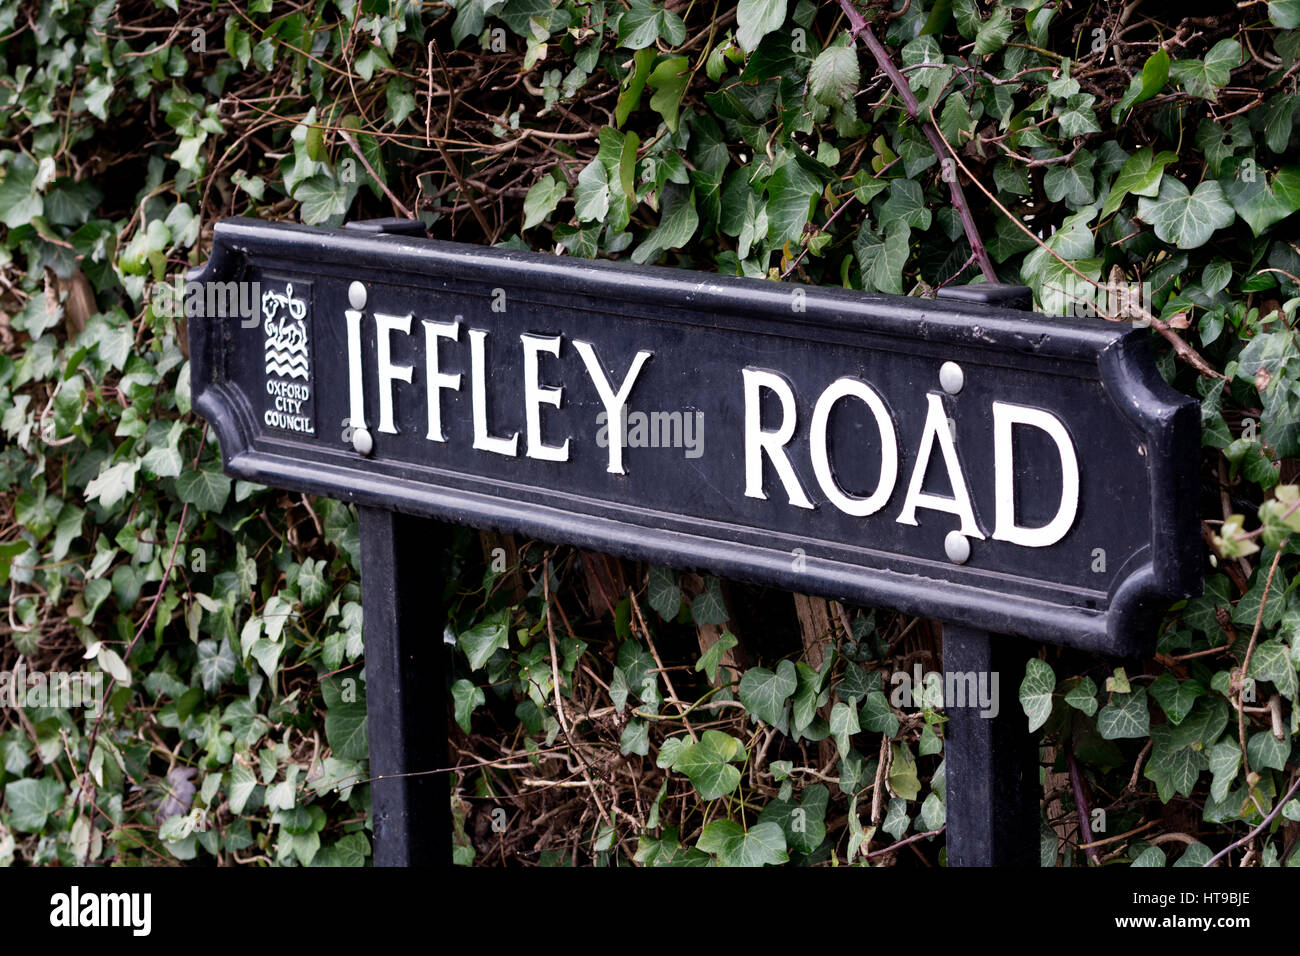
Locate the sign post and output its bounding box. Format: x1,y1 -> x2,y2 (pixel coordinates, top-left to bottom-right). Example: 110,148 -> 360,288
189,216 -> 1201,866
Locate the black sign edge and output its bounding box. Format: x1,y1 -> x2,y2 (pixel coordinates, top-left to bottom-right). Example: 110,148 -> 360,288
196,217 -> 1132,357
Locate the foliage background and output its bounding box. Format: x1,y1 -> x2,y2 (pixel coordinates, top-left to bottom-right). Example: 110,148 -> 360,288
1,0 -> 1298,866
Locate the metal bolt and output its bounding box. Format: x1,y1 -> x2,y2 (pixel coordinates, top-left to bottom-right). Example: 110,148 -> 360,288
352,426 -> 373,456
939,361 -> 964,395
944,530 -> 971,564
348,281 -> 367,311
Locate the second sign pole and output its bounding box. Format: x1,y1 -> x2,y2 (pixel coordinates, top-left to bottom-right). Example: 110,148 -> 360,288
942,625 -> 1041,866
359,507 -> 450,866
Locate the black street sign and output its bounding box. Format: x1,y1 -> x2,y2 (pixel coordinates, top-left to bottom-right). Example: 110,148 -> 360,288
191,217 -> 1199,652
189,217 -> 1203,866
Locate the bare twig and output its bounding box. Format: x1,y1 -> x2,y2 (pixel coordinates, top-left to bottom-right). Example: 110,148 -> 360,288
836,0 -> 998,283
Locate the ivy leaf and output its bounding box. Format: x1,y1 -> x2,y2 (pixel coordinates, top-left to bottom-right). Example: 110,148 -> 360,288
696,819 -> 789,866
1018,658 -> 1056,732
631,186 -> 698,264
1148,674 -> 1204,725
1222,165 -> 1300,237
953,0 -> 981,36
647,565 -> 681,620
1144,722 -> 1208,801
1248,639 -> 1298,701
175,462 -> 232,513
322,675 -> 368,761
765,158 -> 821,248
696,630 -> 739,683
458,609 -> 509,671
227,763 -> 258,815
297,557 -> 329,608
1208,739 -> 1241,803
1271,0 -> 1300,27
1056,93 -> 1100,137
919,722 -> 942,757
573,159 -> 610,222
295,174 -> 354,225
882,796 -> 910,840
691,575 -> 730,625
879,178 -> 932,231
0,159 -> 44,228
196,637 -> 236,694
920,791 -> 946,831
1043,151 -> 1096,207
1169,39 -> 1241,102
450,680 -> 484,735
1111,48 -> 1170,121
647,56 -> 690,133
1173,843 -> 1214,867
738,660 -> 797,728
1063,676 -> 1098,717
829,700 -> 860,759
610,667 -> 629,713
859,689 -> 899,736
85,459 -> 142,510
615,48 -> 656,126
1131,846 -> 1166,867
757,784 -> 828,854
808,39 -> 859,108
4,778 -> 65,832
901,36 -> 947,99
1202,258 -> 1233,295
618,0 -> 685,50
620,718 -> 650,756
1247,730 -> 1290,772
887,741 -> 920,801
1098,688 -> 1151,740
837,662 -> 875,704
675,730 -> 744,800
1231,576 -> 1287,628
522,174 -> 566,231
1261,92 -> 1299,153
791,662 -> 830,736
1136,178 -> 1235,249
250,639 -> 283,681
736,0 -> 787,54
853,224 -> 909,294
141,423 -> 184,478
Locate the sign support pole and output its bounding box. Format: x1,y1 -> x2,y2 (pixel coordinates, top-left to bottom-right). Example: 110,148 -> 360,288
359,507 -> 450,866
942,625 -> 1041,866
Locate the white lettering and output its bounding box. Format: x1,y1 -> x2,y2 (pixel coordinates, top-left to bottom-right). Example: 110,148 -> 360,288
468,329 -> 518,457
374,312 -> 413,435
345,308 -> 366,433
422,317 -> 462,442
992,401 -> 1080,547
521,333 -> 569,462
742,368 -> 813,509
896,393 -> 983,538
809,377 -> 898,517
573,341 -> 652,474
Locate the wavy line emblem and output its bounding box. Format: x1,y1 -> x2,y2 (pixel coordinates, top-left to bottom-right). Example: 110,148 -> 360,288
261,281 -> 315,436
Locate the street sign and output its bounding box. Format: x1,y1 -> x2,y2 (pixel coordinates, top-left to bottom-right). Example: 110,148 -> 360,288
189,217 -> 1203,866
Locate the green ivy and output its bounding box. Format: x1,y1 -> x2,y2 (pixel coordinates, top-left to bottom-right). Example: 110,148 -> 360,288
1,0 -> 1299,866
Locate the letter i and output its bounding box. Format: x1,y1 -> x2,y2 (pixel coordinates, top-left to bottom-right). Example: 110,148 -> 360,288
346,281 -> 368,439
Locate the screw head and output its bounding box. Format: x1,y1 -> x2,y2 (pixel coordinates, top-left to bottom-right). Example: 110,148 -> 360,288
348,281 -> 367,311
939,361 -> 964,395
351,426 -> 373,456
944,530 -> 971,564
